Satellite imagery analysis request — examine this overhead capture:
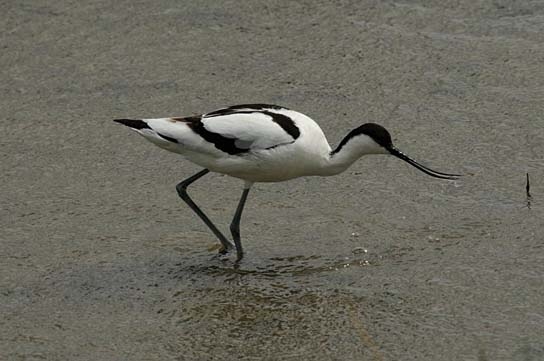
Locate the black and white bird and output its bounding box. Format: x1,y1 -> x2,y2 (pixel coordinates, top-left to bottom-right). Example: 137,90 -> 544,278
114,103 -> 460,261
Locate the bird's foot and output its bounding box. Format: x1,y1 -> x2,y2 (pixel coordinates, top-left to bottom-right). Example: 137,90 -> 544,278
235,250 -> 244,263
208,243 -> 242,263
207,243 -> 234,261
218,245 -> 229,255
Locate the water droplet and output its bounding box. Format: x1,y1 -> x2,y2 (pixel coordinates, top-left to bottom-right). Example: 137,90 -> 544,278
352,247 -> 368,254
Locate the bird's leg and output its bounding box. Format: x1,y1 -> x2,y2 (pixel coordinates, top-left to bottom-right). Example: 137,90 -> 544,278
230,186 -> 251,262
176,169 -> 234,253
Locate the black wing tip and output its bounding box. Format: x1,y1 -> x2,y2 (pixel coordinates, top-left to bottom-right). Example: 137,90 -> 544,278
113,118 -> 150,130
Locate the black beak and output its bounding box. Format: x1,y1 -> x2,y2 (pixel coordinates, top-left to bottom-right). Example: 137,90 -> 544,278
388,146 -> 461,180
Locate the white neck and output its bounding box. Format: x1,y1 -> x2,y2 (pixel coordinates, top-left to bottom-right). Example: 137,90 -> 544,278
317,134 -> 386,176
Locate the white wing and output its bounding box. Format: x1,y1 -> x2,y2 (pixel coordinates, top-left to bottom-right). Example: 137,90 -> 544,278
131,104 -> 300,156
200,111 -> 296,151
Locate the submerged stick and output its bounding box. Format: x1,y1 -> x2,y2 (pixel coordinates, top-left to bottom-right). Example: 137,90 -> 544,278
526,172 -> 531,197
526,172 -> 532,209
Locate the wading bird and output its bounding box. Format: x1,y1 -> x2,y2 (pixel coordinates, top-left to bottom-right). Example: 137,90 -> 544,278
114,104 -> 460,261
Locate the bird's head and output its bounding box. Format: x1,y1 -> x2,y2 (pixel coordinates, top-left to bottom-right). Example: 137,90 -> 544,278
333,123 -> 460,180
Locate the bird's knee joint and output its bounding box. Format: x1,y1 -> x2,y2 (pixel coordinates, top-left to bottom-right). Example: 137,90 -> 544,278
176,184 -> 188,196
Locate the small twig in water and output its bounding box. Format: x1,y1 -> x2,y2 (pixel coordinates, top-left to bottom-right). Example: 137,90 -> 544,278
526,172 -> 531,198
526,172 -> 532,209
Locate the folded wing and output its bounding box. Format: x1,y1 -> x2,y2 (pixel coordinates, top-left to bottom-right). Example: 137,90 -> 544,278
142,105 -> 299,156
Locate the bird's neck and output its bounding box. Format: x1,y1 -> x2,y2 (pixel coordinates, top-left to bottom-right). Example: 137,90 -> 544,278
318,133 -> 382,176
319,147 -> 361,176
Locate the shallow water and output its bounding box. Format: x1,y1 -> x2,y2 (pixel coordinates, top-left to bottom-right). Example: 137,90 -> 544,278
2,0 -> 544,360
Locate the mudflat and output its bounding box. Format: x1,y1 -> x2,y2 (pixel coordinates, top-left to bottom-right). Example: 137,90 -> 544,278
2,1 -> 543,360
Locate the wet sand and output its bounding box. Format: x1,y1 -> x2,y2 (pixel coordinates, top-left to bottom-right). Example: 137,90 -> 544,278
2,1 -> 544,360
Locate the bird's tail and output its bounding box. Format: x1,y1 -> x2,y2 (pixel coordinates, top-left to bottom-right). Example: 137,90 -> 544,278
113,118 -> 151,130
113,118 -> 184,153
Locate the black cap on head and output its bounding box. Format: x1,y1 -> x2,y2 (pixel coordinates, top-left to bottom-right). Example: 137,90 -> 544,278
331,122 -> 393,155
355,123 -> 393,148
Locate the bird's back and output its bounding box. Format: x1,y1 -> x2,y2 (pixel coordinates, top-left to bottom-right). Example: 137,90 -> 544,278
115,104 -> 332,182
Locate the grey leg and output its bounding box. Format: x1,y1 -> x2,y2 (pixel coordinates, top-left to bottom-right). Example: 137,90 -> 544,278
176,169 -> 234,253
230,187 -> 251,262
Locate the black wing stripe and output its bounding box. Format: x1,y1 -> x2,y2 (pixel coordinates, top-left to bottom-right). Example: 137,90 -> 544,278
186,116 -> 249,155
157,133 -> 179,143
185,109 -> 300,155
205,104 -> 287,117
263,111 -> 300,139
205,109 -> 300,140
